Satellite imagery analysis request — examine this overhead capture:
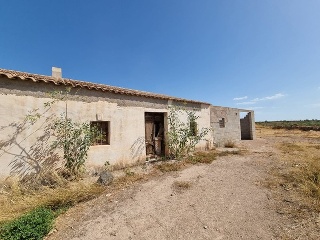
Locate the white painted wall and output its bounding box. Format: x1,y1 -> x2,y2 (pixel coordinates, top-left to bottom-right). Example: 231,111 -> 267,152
0,78 -> 212,177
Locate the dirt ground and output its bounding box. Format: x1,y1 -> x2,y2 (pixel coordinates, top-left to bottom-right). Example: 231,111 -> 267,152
47,131 -> 320,240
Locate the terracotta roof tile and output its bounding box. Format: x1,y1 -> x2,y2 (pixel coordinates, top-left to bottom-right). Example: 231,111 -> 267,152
0,68 -> 209,105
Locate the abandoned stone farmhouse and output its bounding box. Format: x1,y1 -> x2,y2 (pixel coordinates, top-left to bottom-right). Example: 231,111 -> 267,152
0,67 -> 255,178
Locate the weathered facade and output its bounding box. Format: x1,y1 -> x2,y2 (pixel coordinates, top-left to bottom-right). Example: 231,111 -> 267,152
0,68 -> 255,178
210,106 -> 255,146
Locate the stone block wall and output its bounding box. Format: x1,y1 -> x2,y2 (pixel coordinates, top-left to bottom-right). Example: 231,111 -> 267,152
240,112 -> 256,140
210,106 -> 241,147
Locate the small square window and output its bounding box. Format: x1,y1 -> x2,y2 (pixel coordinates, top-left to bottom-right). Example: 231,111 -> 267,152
219,118 -> 225,128
91,121 -> 110,145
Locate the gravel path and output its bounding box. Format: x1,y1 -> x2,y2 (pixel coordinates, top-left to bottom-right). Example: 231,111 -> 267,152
47,138 -> 282,240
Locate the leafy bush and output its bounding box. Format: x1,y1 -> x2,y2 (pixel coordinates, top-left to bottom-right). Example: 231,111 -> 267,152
51,117 -> 97,176
0,207 -> 54,240
16,88 -> 100,180
166,106 -> 210,159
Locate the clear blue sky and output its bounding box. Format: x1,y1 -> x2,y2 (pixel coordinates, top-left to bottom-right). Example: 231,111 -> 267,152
1,0 -> 319,121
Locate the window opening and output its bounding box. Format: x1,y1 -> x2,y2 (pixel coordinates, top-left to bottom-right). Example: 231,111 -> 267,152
219,118 -> 225,128
91,121 -> 110,145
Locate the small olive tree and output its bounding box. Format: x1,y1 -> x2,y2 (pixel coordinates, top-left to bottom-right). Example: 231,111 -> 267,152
166,106 -> 210,160
51,116 -> 97,176
24,88 -> 100,177
48,88 -> 101,176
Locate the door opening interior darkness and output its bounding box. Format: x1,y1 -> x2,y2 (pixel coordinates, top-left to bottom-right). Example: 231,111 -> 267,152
145,112 -> 165,159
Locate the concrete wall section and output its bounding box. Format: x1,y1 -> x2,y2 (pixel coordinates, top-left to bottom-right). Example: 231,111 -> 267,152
240,111 -> 256,140
210,106 -> 241,147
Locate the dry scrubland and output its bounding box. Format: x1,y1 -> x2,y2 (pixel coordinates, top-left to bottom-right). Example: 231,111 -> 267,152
257,125 -> 320,239
1,125 -> 320,239
259,125 -> 320,211
0,151 -> 219,224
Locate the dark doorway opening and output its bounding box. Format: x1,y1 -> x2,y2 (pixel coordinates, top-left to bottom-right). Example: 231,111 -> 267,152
145,112 -> 165,158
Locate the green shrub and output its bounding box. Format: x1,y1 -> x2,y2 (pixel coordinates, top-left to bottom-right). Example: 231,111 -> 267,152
166,106 -> 211,159
0,207 -> 54,240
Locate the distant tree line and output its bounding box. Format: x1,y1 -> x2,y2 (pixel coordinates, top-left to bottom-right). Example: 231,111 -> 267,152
256,119 -> 320,131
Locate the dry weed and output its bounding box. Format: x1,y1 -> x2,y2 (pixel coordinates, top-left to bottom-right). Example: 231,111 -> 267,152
155,162 -> 184,172
187,151 -> 217,164
172,180 -> 191,193
278,142 -> 304,153
217,150 -> 242,156
112,173 -> 145,188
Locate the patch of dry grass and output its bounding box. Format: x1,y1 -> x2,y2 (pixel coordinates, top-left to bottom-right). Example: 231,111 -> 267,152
278,142 -> 304,153
217,150 -> 242,156
155,162 -> 184,172
172,180 -> 191,193
0,178 -> 104,224
256,124 -> 320,139
275,141 -> 320,211
186,151 -> 217,164
0,170 -> 151,224
112,172 -> 145,188
259,125 -> 320,210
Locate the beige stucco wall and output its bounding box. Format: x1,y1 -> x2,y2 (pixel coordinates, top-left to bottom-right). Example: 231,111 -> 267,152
194,104 -> 212,150
0,77 -> 211,178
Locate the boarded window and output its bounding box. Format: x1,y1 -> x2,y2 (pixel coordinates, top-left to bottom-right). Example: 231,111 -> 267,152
91,121 -> 110,145
219,118 -> 225,128
190,120 -> 198,136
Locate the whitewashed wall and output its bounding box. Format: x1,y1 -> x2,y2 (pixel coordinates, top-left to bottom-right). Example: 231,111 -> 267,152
0,77 -> 211,177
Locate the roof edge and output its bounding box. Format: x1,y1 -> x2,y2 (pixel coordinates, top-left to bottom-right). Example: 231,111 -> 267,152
0,68 -> 210,105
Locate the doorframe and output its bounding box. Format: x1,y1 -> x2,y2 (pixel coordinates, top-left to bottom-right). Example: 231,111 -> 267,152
144,112 -> 167,158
